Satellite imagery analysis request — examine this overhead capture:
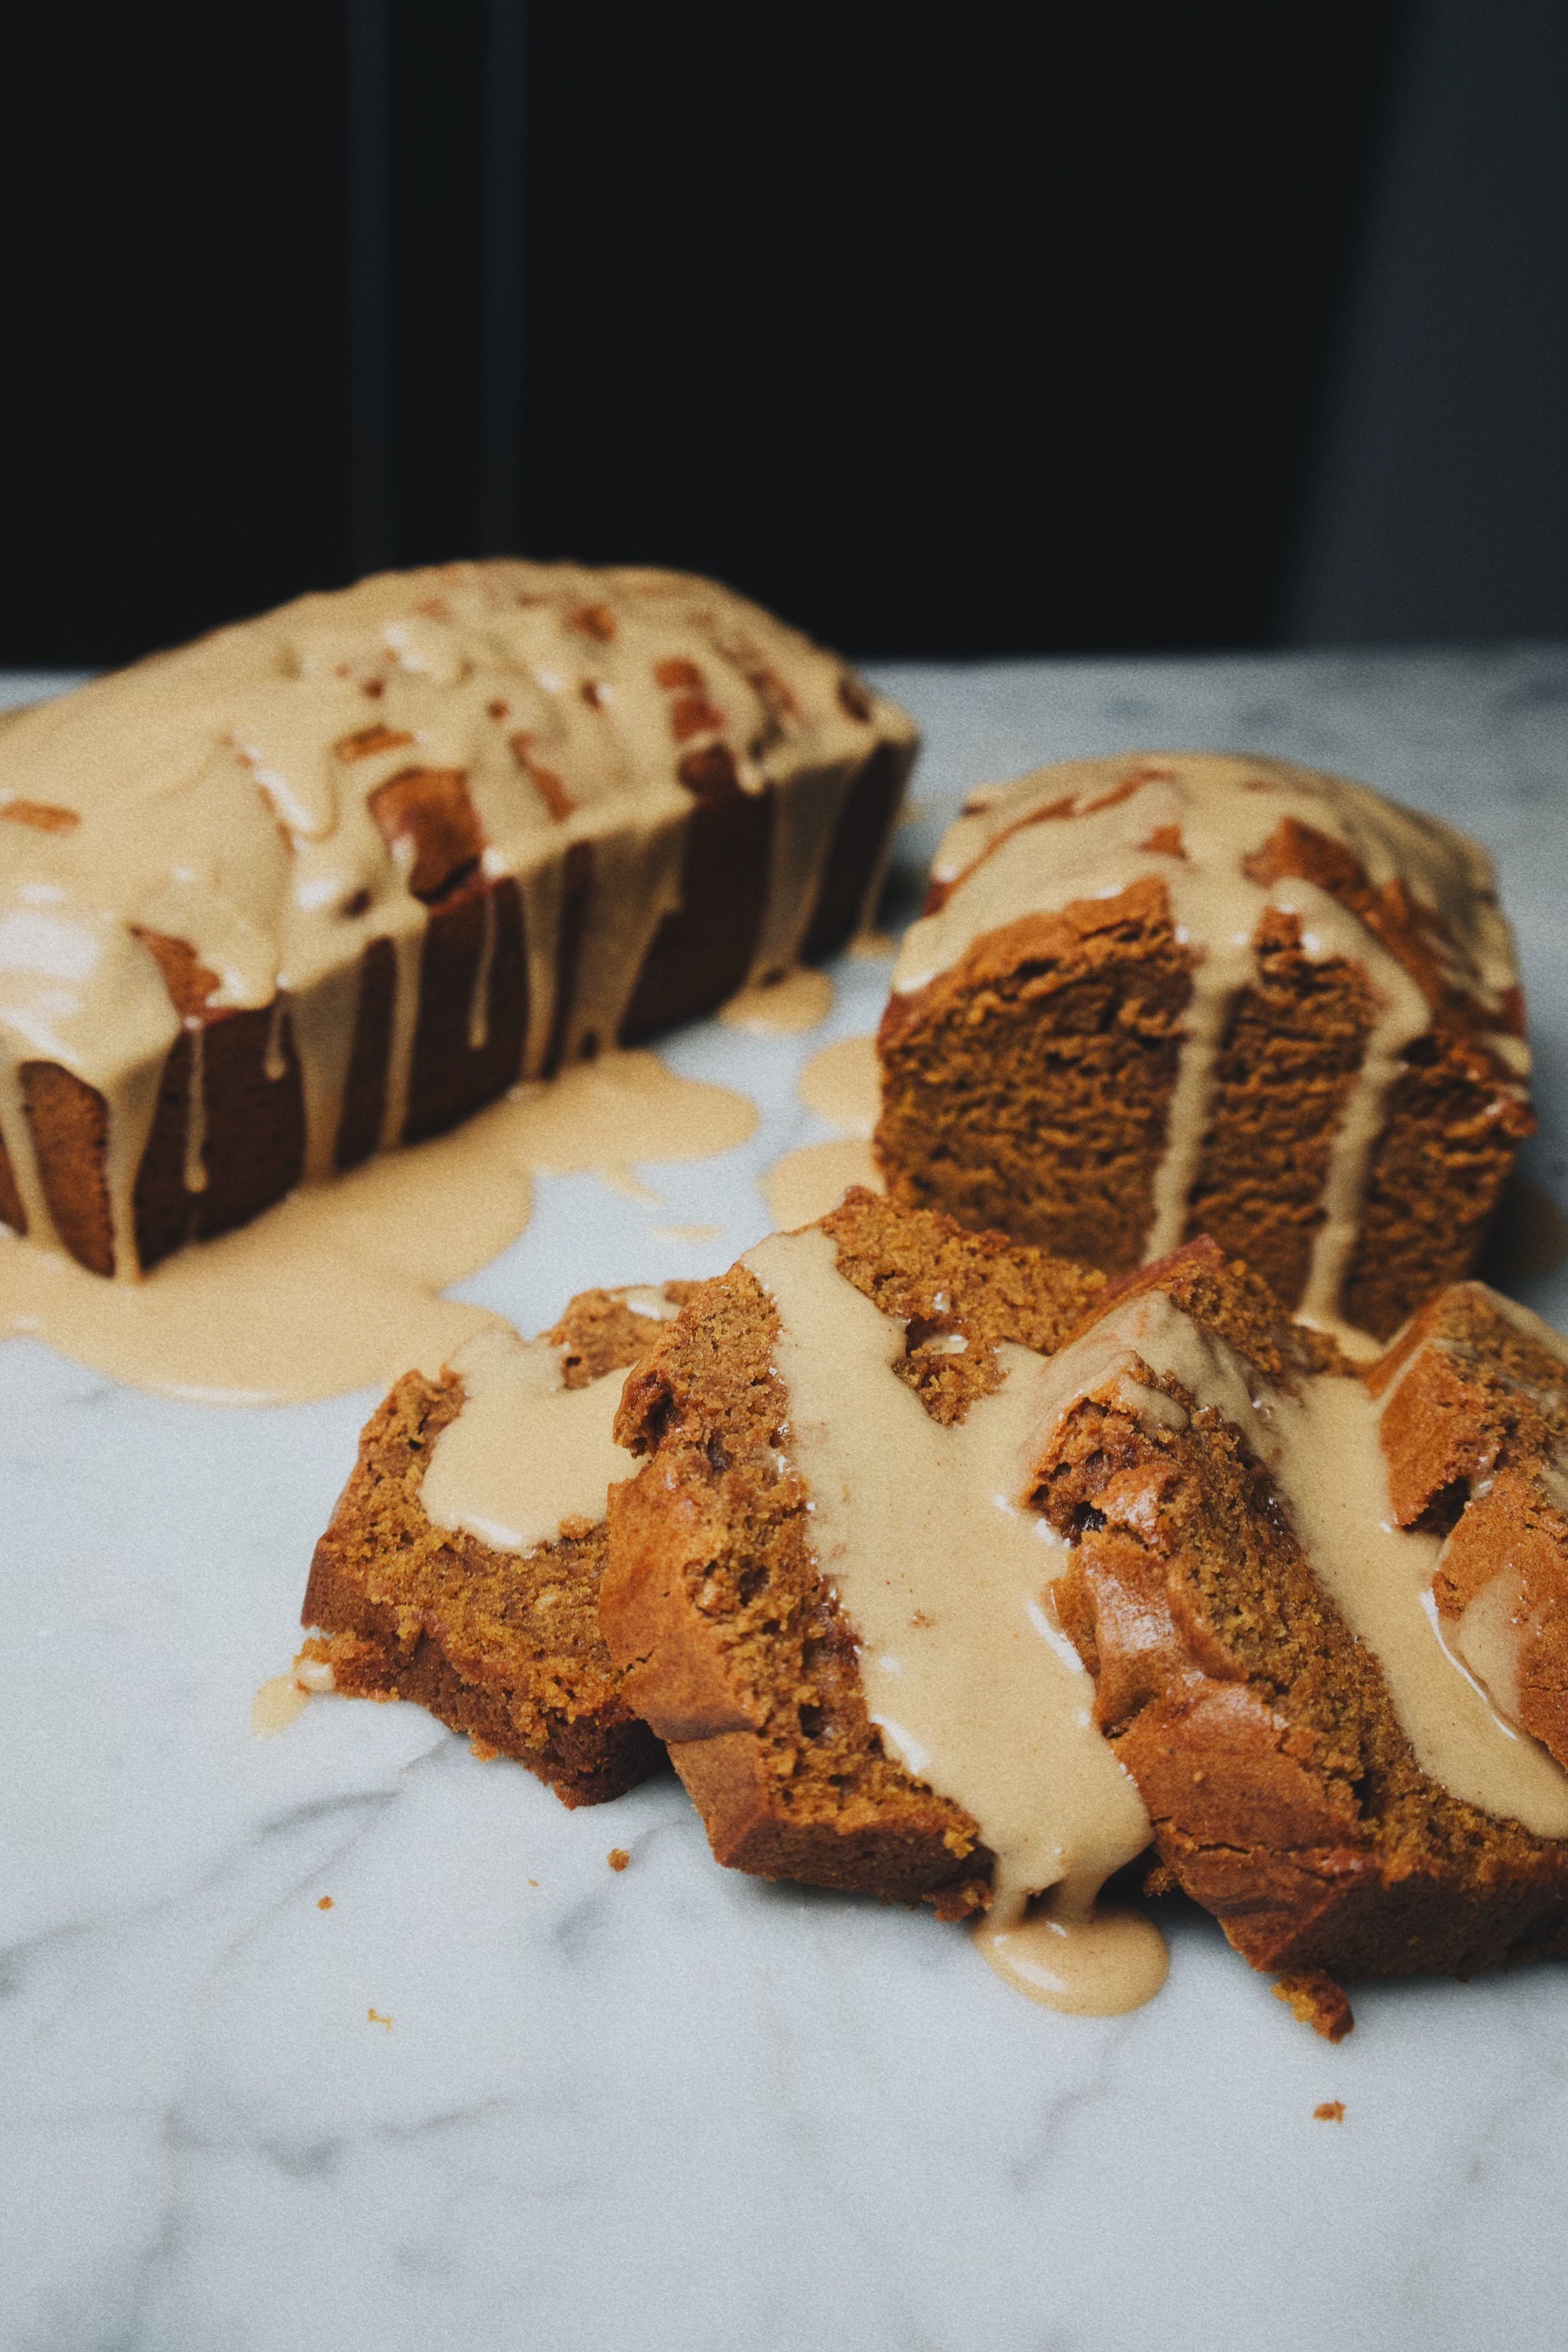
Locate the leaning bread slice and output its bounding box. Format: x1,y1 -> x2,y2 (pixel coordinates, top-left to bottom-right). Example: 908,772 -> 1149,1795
1372,1280 -> 1568,1768
1029,1240 -> 1568,2030
302,1283 -> 692,1806
602,1190 -> 1136,1936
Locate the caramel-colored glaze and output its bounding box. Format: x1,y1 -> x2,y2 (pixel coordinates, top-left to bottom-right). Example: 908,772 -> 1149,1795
763,1138 -> 880,1232
759,1032 -> 883,1229
797,1033 -> 880,1137
1029,1283 -> 1568,1838
746,1227 -> 1162,2016
250,1672 -> 310,1738
975,1886 -> 1170,2015
0,1051 -> 753,1403
421,1328 -> 648,1555
894,753 -> 1526,1332
0,560 -> 910,1276
717,967 -> 834,1035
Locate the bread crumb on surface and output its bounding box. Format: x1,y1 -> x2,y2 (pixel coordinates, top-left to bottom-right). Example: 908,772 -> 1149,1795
317,1896 -> 334,1911
1314,2101 -> 1346,2124
368,2008 -> 393,2031
607,1848 -> 630,1872
1273,1970 -> 1354,2042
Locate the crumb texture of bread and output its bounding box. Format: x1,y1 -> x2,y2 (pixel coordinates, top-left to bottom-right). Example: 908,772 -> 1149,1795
0,560 -> 916,1276
877,752 -> 1531,1338
302,1284 -> 695,1806
601,1190 -> 1115,1911
1030,1244 -> 1568,1987
1376,1283 -> 1568,1768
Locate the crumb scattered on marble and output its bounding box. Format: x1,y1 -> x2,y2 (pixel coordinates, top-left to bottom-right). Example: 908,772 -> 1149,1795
1274,1969 -> 1354,2042
368,2008 -> 393,2032
608,1848 -> 630,1872
528,1878 -> 539,1888
1314,2101 -> 1346,2124
318,1896 -> 334,1911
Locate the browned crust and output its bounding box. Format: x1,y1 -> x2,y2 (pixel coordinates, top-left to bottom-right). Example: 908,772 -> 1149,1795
876,817 -> 1530,1338
403,873 -> 528,1144
336,935 -> 396,1172
13,724 -> 910,1277
1029,1250 -> 1568,1989
802,737 -> 913,960
299,1579 -> 659,1809
21,1062 -> 115,1273
0,1124 -> 25,1236
368,767 -> 485,902
601,1190 -> 1107,1911
301,1286 -> 694,1807
619,779 -> 773,1042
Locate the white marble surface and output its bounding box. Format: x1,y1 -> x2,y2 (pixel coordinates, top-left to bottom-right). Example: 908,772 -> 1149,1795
4,646 -> 1568,2352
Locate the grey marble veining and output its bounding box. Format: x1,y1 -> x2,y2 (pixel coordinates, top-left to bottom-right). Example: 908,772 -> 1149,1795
3,647 -> 1567,2352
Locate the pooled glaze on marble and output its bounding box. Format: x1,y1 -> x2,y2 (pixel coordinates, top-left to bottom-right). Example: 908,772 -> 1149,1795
0,1050 -> 754,1402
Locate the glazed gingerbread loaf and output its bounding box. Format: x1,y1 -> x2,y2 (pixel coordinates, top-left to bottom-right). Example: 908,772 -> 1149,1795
1030,1240 -> 1568,2026
301,1281 -> 695,1806
0,560 -> 916,1277
601,1189 -> 1137,1922
876,751 -> 1531,1339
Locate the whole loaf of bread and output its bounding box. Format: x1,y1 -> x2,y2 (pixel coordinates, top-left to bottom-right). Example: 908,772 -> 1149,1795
0,560 -> 916,1276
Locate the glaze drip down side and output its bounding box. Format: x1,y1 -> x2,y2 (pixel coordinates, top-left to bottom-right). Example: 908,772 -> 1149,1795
0,557 -> 916,1278
878,751 -> 1531,1338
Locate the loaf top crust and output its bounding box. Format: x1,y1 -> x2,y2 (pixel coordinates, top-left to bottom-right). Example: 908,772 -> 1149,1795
893,750 -> 1525,1051
0,558 -> 915,1099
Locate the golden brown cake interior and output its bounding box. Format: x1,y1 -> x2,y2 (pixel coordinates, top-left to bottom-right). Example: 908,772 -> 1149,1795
1029,1241 -> 1568,2009
1374,1281 -> 1568,1768
876,752 -> 1532,1338
303,1283 -> 694,1806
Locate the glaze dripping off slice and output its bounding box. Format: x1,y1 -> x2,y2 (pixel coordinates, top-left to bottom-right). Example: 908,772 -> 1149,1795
875,750 -> 1532,1338
1025,1239 -> 1568,2031
601,1190 -> 1170,2014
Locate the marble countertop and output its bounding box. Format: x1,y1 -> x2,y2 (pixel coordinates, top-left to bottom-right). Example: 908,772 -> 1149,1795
5,645 -> 1568,2352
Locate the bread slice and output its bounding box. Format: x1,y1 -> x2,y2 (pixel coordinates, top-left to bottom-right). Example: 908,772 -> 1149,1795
1373,1280 -> 1568,1768
302,1282 -> 692,1806
875,752 -> 1532,1338
601,1189 -> 1110,1911
1029,1240 -> 1568,2027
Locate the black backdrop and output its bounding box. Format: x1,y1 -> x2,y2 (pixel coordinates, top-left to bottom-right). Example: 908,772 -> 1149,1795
1,4 -> 1403,667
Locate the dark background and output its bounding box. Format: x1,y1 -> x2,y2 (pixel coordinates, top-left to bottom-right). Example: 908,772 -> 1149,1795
2,2 -> 1563,669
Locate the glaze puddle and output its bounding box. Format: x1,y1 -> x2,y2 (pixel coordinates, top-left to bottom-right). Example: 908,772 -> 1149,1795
763,1032 -> 883,1228
0,1051 -> 755,1403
